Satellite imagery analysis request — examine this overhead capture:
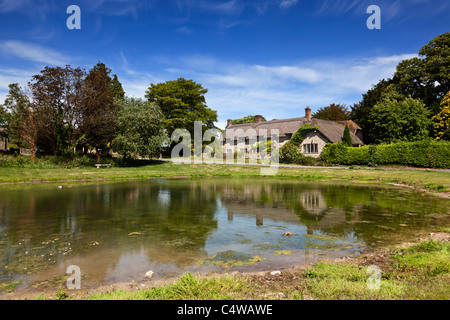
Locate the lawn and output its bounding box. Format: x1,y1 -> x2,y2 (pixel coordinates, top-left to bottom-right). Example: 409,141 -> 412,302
0,161 -> 449,194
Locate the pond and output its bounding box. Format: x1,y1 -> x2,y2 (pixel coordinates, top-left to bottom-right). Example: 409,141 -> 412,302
0,178 -> 449,295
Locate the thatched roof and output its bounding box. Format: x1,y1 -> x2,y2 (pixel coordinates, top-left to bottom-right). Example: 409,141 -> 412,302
223,117 -> 364,146
311,119 -> 364,145
224,117 -> 309,139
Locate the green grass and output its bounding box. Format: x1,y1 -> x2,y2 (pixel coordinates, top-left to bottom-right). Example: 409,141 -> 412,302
300,240 -> 450,300
42,239 -> 448,300
0,161 -> 449,194
86,273 -> 255,300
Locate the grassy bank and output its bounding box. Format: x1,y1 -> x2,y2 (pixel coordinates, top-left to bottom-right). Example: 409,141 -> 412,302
0,160 -> 449,195
35,234 -> 449,300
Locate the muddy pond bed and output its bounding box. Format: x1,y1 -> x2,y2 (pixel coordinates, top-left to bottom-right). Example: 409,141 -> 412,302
0,178 -> 449,296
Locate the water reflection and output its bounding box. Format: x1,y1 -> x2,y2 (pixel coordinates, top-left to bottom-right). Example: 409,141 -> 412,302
0,179 -> 448,292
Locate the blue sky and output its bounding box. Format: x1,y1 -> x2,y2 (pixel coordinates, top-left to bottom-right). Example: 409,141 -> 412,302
0,0 -> 449,129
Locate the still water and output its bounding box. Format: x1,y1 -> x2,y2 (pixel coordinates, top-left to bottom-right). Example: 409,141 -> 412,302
0,178 -> 449,293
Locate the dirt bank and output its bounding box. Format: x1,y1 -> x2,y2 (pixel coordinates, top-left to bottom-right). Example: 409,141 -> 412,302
2,232 -> 449,300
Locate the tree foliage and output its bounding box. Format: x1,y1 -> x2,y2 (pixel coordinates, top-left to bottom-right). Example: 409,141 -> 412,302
312,103 -> 350,121
112,97 -> 166,159
2,83 -> 31,145
231,115 -> 267,126
343,125 -> 352,147
80,62 -> 119,160
145,77 -> 218,139
1,62 -> 122,161
351,32 -> 450,143
2,83 -> 38,160
350,79 -> 393,144
369,96 -> 431,144
111,74 -> 125,100
432,91 -> 450,141
28,65 -> 86,155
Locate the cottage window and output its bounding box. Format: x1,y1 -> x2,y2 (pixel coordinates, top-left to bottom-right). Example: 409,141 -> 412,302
303,143 -> 318,154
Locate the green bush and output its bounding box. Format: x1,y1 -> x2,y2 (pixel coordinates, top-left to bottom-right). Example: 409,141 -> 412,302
279,143 -> 302,164
278,143 -> 320,166
321,140 -> 450,168
0,154 -> 118,168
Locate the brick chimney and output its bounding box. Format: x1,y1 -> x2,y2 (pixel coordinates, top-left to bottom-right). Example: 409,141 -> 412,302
255,115 -> 263,123
305,107 -> 311,121
227,119 -> 233,127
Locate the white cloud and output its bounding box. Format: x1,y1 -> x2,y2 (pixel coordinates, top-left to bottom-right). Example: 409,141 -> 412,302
0,67 -> 37,105
280,0 -> 298,9
161,53 -> 416,129
102,51 -> 417,130
0,41 -> 69,66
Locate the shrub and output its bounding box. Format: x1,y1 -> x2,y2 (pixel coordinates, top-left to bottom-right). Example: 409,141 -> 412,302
0,154 -> 118,168
321,140 -> 450,168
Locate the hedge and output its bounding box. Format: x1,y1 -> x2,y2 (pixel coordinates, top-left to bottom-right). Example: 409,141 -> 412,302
321,140 -> 450,168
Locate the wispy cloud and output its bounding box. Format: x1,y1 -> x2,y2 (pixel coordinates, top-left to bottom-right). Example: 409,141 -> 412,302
280,0 -> 298,9
0,67 -> 38,105
0,40 -> 69,66
159,53 -> 417,128
313,0 -> 449,21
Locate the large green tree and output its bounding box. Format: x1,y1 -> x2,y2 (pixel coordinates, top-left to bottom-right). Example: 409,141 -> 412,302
80,62 -> 119,161
28,65 -> 85,155
145,78 -> 218,141
393,32 -> 450,114
368,95 -> 431,144
351,32 -> 450,143
313,103 -> 350,121
350,79 -> 393,144
112,97 -> 166,159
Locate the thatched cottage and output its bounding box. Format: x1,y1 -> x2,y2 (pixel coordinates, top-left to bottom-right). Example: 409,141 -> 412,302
223,107 -> 364,158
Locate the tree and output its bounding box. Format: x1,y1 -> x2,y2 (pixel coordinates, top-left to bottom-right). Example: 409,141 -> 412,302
231,115 -> 267,126
312,103 -> 350,121
0,103 -> 8,128
145,78 -> 218,141
393,32 -> 450,115
342,125 -> 352,147
111,74 -> 125,100
80,62 -> 118,161
2,83 -> 30,146
368,96 -> 431,144
432,91 -> 450,140
2,83 -> 38,160
351,32 -> 450,143
28,66 -> 85,155
350,78 -> 393,144
18,108 -> 38,162
112,97 -> 166,159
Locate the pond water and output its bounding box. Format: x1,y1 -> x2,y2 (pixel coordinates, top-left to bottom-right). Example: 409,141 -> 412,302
0,178 -> 449,294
